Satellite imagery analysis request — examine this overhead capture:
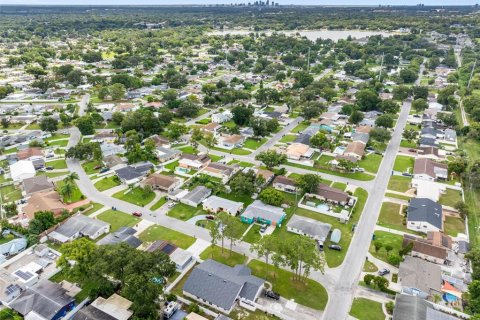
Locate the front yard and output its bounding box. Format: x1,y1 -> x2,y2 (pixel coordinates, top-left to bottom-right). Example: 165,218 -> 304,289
200,245 -> 247,267
94,176 -> 121,191
56,180 -> 84,204
243,138 -> 267,150
82,160 -> 103,175
138,225 -> 196,249
113,187 -> 155,207
393,155 -> 414,173
45,159 -> 68,169
369,231 -> 403,266
357,154 -> 383,173
349,298 -> 385,320
96,209 -> 140,232
377,202 -> 405,232
167,203 -> 206,221
387,175 -> 412,192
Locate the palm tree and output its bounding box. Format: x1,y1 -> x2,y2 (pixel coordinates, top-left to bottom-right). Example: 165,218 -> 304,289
60,182 -> 73,203
65,172 -> 79,184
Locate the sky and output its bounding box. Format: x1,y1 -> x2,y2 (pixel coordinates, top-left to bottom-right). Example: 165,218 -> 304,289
1,0 -> 479,5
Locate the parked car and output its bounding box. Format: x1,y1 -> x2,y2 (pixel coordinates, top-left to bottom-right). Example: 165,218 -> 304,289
132,211 -> 142,217
99,168 -> 110,173
328,245 -> 342,251
260,224 -> 268,233
317,240 -> 324,251
94,165 -> 102,170
45,166 -> 53,171
206,215 -> 215,220
378,268 -> 390,276
408,148 -> 417,152
167,202 -> 176,209
402,172 -> 413,177
265,290 -> 280,300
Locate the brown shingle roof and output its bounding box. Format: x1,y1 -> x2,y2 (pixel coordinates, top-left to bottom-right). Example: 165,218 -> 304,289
143,174 -> 176,189
273,176 -> 296,187
413,158 -> 448,178
22,191 -> 66,220
344,141 -> 365,157
315,184 -> 349,203
17,147 -> 42,160
403,235 -> 448,260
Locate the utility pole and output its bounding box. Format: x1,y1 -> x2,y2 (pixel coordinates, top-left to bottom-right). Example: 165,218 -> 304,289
378,52 -> 385,82
307,47 -> 311,73
468,60 -> 476,90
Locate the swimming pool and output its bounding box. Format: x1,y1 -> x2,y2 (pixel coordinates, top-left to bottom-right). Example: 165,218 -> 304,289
317,204 -> 330,211
334,146 -> 346,155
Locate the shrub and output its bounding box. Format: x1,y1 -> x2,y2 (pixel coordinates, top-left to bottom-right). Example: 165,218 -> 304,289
386,301 -> 394,314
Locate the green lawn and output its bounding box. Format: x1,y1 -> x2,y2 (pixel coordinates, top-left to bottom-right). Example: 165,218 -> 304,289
45,159 -> 67,169
248,259 -> 328,310
357,154 -> 383,173
363,260 -> 378,272
242,224 -> 262,243
217,191 -> 254,206
331,182 -> 347,191
36,171 -> 69,178
349,298 -> 385,320
55,180 -> 83,204
291,122 -> 310,133
439,189 -> 463,207
286,161 -> 374,181
82,203 -> 104,216
139,225 -> 195,249
4,147 -> 18,154
377,202 -> 405,231
164,160 -> 179,171
369,231 -> 404,266
400,139 -> 417,148
150,197 -> 167,210
385,192 -> 413,201
200,245 -> 247,267
387,175 -> 412,192
211,146 -> 252,155
279,134 -> 297,143
444,216 -> 465,237
178,145 -> 197,154
82,160 -> 103,175
243,138 -> 267,150
167,203 -> 206,221
94,176 -> 121,191
47,140 -> 69,147
393,155 -> 415,173
45,133 -> 70,142
97,209 -> 140,232
209,154 -> 223,162
0,185 -> 22,203
113,187 -> 156,207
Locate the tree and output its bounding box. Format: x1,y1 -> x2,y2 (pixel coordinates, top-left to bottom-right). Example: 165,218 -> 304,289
166,123 -> 188,141
255,150 -> 286,170
402,128 -> 418,143
39,117 -> 58,133
370,127 -> 391,144
250,235 -> 277,279
413,86 -> 429,100
60,113 -> 71,127
373,241 -> 383,252
28,211 -> 56,235
190,127 -> 203,149
412,98 -> 428,113
250,117 -> 270,137
259,188 -> 284,206
222,213 -> 244,255
0,308 -> 23,320
301,102 -> 324,120
111,112 -> 124,125
204,133 -> 217,154
65,172 -> 79,184
349,109 -> 364,124
399,68 -> 418,83
1,118 -> 10,128
66,142 -> 102,161
75,116 -> 95,135
364,274 -> 375,286
60,182 -> 74,202
66,70 -> 84,86
374,276 -> 389,291
310,132 -> 331,150
355,89 -> 381,111
208,220 -> 221,258
229,171 -> 256,196
379,100 -> 400,114
375,114 -> 394,128
392,85 -> 411,101
32,77 -> 55,93
297,174 -> 321,194
110,83 -> 126,100
384,244 -> 393,255
231,104 -> 253,126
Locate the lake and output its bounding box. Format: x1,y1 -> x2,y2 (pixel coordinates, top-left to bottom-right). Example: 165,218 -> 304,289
209,29 -> 396,42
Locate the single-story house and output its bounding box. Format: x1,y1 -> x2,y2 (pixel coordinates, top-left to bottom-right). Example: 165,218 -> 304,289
0,268 -> 24,304
101,143 -> 126,157
311,184 -> 350,205
156,147 -> 181,163
403,234 -> 449,265
202,195 -> 244,216
203,162 -> 239,183
417,147 -> 443,160
142,173 -> 181,193
255,168 -> 275,186
218,134 -> 245,150
183,259 -> 265,314
178,154 -> 211,172
285,143 -> 314,160
10,160 -> 36,182
149,135 -> 171,148
115,162 -> 153,185
180,186 -> 212,207
145,240 -> 193,272
17,147 -> 43,161
398,256 -> 442,299
0,238 -> 28,264
413,158 -> 448,181
393,294 -> 459,320
444,128 -> 457,143
407,198 -> 443,234
351,132 -> 369,144
211,111 -> 232,124
73,294 -> 133,320
419,137 -> 438,148
22,175 -> 54,196
22,191 -> 68,220
420,127 -> 440,139
97,227 -> 142,248
10,280 -> 75,320
103,155 -> 127,170
272,175 -> 297,193
241,200 -> 286,226
48,214 -> 110,243
91,132 -> 117,144
287,215 -> 331,244
343,141 -> 365,160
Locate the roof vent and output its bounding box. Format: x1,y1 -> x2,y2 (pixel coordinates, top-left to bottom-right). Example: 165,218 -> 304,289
208,273 -> 212,276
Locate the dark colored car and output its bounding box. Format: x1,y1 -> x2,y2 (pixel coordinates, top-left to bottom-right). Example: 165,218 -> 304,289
206,215 -> 215,220
378,268 -> 390,276
132,211 -> 142,217
265,290 -> 280,300
94,165 -> 102,170
328,245 -> 342,251
45,166 -> 53,170
99,168 -> 110,173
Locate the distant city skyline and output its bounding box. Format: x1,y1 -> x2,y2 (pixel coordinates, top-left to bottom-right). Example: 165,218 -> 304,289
1,0 -> 479,6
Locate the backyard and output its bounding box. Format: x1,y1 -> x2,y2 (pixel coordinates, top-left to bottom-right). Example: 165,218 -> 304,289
444,216 -> 465,237
439,189 -> 463,207
113,187 -> 156,207
96,210 -> 140,232
138,225 -> 196,249
0,185 -> 22,203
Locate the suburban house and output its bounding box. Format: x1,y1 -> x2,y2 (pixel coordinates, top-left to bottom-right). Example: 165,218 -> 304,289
403,234 -> 449,265
183,259 -> 265,314
103,155 -> 127,171
91,132 -> 117,144
0,268 -> 24,304
413,158 -> 448,181
203,162 -> 239,183
180,186 -> 212,207
149,134 -> 171,148
351,132 -> 370,144
287,215 -> 331,245
10,160 -> 36,182
0,238 -> 28,264
420,127 -> 440,139
202,195 -> 244,216
142,173 -> 181,193
201,123 -> 222,136
241,200 -> 286,226
419,137 -> 438,148
22,191 -> 68,220
218,134 -> 245,150
343,141 -> 365,161
211,110 -> 232,124
407,198 -> 443,233
48,214 -> 110,243
272,175 -> 297,193
145,240 -> 193,272
392,294 -> 459,320
17,147 -> 43,161
255,168 -> 275,186
22,175 -> 54,196
97,227 -> 142,248
73,294 -> 133,320
285,143 -> 314,160
9,280 -> 75,320
312,184 -> 351,205
101,143 -> 126,157
417,147 -> 443,161
178,154 -> 211,173
398,256 -> 442,299
444,128 -> 457,143
114,162 -> 153,185
155,147 -> 181,163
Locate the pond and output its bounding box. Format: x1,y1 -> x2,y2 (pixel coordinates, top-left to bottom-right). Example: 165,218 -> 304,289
209,29 -> 397,42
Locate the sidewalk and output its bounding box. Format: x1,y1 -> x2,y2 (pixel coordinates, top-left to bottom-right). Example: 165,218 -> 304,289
374,225 -> 419,237
102,185 -> 127,196
186,238 -> 210,259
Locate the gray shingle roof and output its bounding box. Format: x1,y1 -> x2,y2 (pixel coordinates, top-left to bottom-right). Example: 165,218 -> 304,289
393,294 -> 458,320
183,259 -> 264,311
182,186 -> 211,205
22,175 -> 53,194
294,133 -> 311,145
73,305 -> 118,320
115,162 -> 152,181
51,214 -> 109,240
97,227 -> 142,248
407,198 -> 443,229
287,215 -> 331,241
